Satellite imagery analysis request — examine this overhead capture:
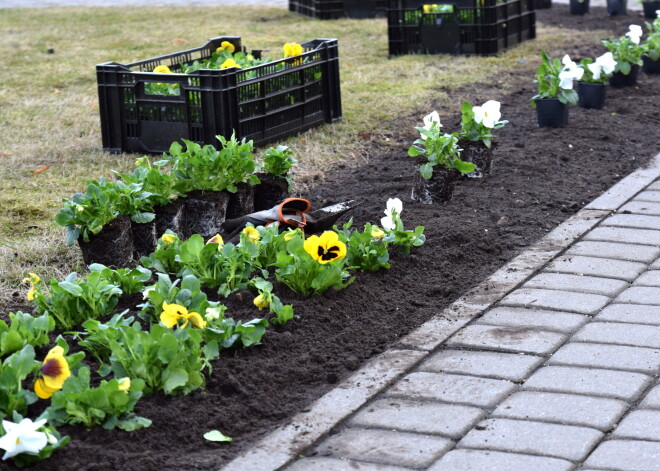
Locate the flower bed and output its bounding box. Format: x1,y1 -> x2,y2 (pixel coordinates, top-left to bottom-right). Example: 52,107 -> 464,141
97,36 -> 342,154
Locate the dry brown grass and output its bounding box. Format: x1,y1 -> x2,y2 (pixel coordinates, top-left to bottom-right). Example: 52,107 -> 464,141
0,5 -> 609,310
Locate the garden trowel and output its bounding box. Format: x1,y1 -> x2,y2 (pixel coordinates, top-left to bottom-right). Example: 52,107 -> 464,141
221,198 -> 362,242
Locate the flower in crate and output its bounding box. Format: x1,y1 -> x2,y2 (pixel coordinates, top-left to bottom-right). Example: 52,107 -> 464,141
283,42 -> 304,57
34,346 -> 71,400
161,302 -> 207,329
423,4 -> 438,13
381,198 -> 403,231
220,58 -> 242,69
303,231 -> 347,264
153,65 -> 172,74
472,100 -> 502,129
216,40 -> 236,54
242,226 -> 260,244
0,417 -> 48,460
626,24 -> 643,45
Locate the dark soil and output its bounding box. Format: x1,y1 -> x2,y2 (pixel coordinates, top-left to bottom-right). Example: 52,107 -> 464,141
3,6 -> 659,471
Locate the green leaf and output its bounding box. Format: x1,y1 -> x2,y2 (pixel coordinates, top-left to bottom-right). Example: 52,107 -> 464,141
407,145 -> 420,157
58,281 -> 84,297
419,163 -> 433,180
1,331 -> 24,356
203,430 -> 233,442
453,159 -> 477,174
131,212 -> 155,223
115,415 -> 152,431
163,367 -> 189,394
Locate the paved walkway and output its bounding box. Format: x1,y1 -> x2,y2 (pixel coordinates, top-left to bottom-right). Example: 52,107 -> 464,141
224,152 -> 660,471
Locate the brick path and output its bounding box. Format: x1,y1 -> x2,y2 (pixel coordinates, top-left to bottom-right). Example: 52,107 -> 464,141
225,154 -> 660,470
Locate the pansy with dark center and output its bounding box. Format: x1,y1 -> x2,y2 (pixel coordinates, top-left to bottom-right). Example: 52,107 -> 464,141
304,231 -> 347,265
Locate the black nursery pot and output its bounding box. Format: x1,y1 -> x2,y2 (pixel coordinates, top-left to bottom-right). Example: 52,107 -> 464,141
459,140 -> 494,179
643,0 -> 660,18
411,169 -> 460,204
535,0 -> 552,8
643,55 -> 660,74
253,173 -> 290,211
606,0 -> 627,15
183,190 -> 230,239
577,82 -> 606,109
570,0 -> 590,15
609,65 -> 640,87
78,215 -> 133,268
535,98 -> 569,128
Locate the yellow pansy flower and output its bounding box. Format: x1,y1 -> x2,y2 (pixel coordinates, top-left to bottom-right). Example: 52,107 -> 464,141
160,302 -> 207,329
117,377 -> 131,393
221,58 -> 241,69
303,231 -> 347,264
283,42 -> 303,57
161,233 -> 176,245
34,346 -> 71,400
371,227 -> 385,239
242,226 -> 260,244
153,65 -> 172,74
253,294 -> 269,310
206,234 -> 224,250
216,40 -> 236,54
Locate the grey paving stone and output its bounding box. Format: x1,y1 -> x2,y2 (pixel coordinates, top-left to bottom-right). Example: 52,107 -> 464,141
457,418 -> 603,461
523,366 -> 652,401
615,286 -> 660,305
641,384 -> 660,409
314,428 -> 452,469
649,181 -> 660,191
386,372 -> 516,408
612,410 -> 660,441
548,342 -> 660,373
636,271 -> 660,287
523,272 -> 628,296
574,322 -> 660,348
286,458 -> 413,471
585,440 -> 660,471
546,255 -> 646,282
477,307 -> 589,333
445,324 -> 567,355
603,213 -> 660,231
349,399 -> 485,438
419,349 -> 544,382
584,226 -> 660,246
635,190 -> 660,203
566,240 -> 660,263
620,200 -> 660,216
427,449 -> 574,471
492,391 -> 627,431
585,166 -> 660,211
653,257 -> 660,270
499,288 -> 610,315
595,304 -> 660,325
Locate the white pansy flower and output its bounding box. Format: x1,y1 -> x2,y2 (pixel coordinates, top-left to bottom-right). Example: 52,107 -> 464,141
595,52 -> 617,75
562,54 -> 579,70
0,418 -> 48,460
420,111 -> 441,140
587,62 -> 602,80
142,287 -> 155,300
626,24 -> 643,45
472,100 -> 501,129
205,306 -> 222,321
381,198 -> 403,231
656,9 -> 660,17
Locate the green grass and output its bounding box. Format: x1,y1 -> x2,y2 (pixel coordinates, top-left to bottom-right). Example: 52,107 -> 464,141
0,5 -> 611,310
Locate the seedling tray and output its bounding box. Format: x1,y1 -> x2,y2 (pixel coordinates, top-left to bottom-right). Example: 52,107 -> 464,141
289,0 -> 387,18
387,0 -> 536,56
97,36 -> 342,154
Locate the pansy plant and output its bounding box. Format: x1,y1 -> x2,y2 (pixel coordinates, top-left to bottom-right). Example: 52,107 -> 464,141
643,13 -> 660,62
408,112 -> 476,179
531,51 -> 583,108
578,52 -> 618,83
602,25 -> 648,75
0,412 -> 68,466
459,100 -> 508,148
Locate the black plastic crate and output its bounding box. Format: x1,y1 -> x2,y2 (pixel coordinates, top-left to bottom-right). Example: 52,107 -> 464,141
387,0 -> 536,56
289,0 -> 387,19
97,37 -> 342,154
